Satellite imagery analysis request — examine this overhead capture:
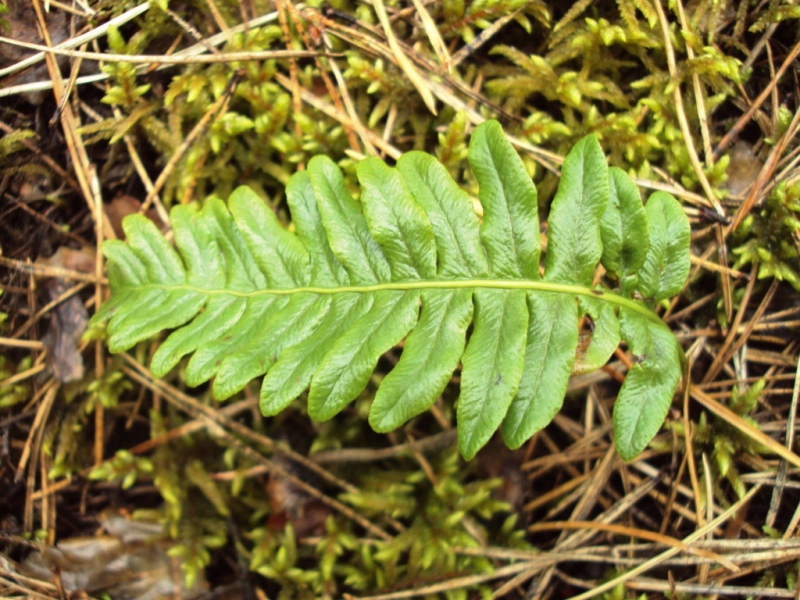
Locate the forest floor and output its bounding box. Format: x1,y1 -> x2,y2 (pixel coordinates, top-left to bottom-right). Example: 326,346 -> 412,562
1,1 -> 800,598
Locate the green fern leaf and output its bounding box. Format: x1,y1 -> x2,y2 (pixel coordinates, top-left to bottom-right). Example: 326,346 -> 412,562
601,167 -> 649,294
91,120 -> 690,461
638,191 -> 692,303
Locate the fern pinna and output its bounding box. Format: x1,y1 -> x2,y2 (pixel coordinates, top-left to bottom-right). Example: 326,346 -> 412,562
92,121 -> 689,460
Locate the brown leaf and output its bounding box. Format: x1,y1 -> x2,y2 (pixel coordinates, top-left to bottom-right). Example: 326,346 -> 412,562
106,194 -> 168,240
35,247 -> 95,383
41,278 -> 87,383
15,510 -> 208,599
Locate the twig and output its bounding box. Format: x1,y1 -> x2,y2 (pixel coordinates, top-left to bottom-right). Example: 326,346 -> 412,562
0,36 -> 332,63
372,0 -> 437,115
0,337 -> 44,349
715,39 -> 800,159
565,486 -> 761,600
729,105 -> 800,231
311,430 -> 457,463
528,521 -> 738,571
0,256 -> 104,284
652,0 -> 724,217
672,0 -> 713,165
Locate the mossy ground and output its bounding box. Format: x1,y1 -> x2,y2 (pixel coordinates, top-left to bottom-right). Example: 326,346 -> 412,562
1,1 -> 799,598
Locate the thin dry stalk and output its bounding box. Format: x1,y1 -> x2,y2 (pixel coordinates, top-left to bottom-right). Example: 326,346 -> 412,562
566,486 -> 761,600
652,0 -> 724,217
716,38 -> 800,158
0,36 -> 329,64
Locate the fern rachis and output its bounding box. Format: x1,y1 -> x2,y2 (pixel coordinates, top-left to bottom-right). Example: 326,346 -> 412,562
91,120 -> 690,460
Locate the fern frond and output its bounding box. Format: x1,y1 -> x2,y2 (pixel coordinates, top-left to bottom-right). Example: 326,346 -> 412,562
91,121 -> 690,460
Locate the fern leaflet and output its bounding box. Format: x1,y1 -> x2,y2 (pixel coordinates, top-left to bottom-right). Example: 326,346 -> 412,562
91,120 -> 689,460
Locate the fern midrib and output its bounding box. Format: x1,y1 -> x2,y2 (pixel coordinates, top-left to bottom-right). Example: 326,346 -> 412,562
140,279 -> 664,326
